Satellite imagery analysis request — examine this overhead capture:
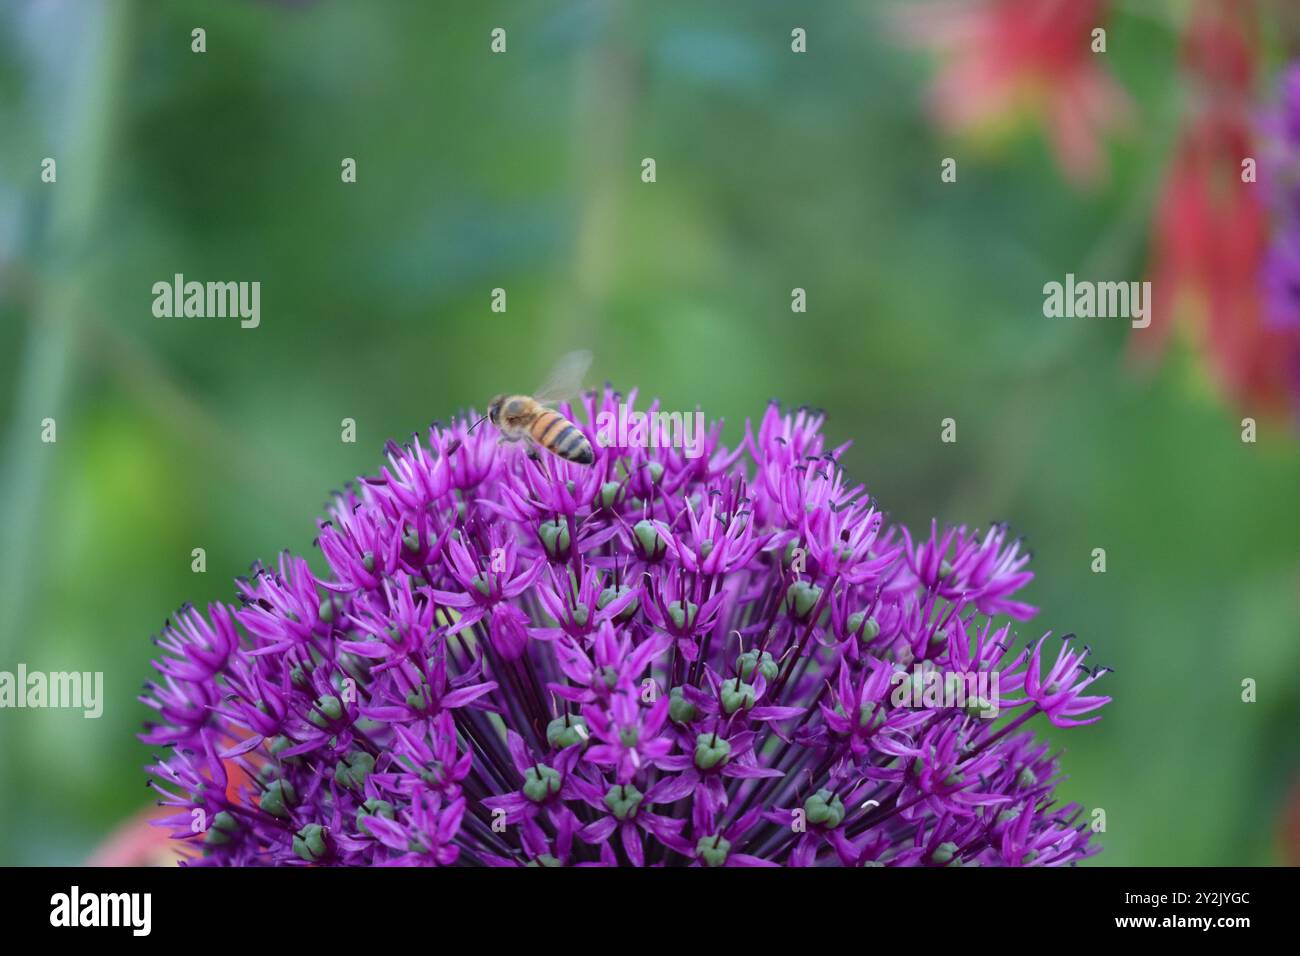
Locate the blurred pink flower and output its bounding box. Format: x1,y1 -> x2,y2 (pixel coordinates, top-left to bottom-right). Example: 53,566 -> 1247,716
897,0 -> 1131,185
86,807 -> 186,867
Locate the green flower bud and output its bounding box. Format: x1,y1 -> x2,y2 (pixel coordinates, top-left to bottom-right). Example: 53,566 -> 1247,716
603,784 -> 643,821
406,686 -> 430,711
293,823 -> 328,863
931,841 -> 959,865
522,764 -> 563,803
694,732 -> 732,771
260,779 -> 297,819
571,603 -> 590,628
633,520 -> 667,559
204,811 -> 240,846
308,694 -> 343,728
645,461 -> 664,485
334,751 -> 375,789
598,481 -> 622,509
526,854 -> 563,868
538,520 -> 571,559
362,551 -> 376,573
785,581 -> 823,619
696,834 -> 731,867
847,612 -> 881,641
720,678 -> 756,715
1017,767 -> 1038,788
546,715 -> 588,749
736,649 -> 778,681
668,600 -> 698,632
781,541 -> 801,569
471,573 -> 492,597
355,798 -> 396,835
803,789 -> 845,828
668,686 -> 697,725
317,599 -> 336,624
597,585 -> 639,622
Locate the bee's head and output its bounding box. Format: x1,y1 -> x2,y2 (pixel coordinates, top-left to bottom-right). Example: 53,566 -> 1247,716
487,394 -> 506,426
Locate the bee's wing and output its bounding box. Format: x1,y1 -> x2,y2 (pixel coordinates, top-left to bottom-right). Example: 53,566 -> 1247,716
532,350 -> 593,406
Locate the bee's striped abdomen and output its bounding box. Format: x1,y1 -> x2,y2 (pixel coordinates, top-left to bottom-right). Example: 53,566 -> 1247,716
530,411 -> 594,465
530,409 -> 564,444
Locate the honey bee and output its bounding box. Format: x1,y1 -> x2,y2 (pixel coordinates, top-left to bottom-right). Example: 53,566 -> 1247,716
482,350 -> 595,465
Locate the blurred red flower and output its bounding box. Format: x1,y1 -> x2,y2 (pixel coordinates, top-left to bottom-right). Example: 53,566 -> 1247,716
897,0 -> 1131,185
1139,0 -> 1299,417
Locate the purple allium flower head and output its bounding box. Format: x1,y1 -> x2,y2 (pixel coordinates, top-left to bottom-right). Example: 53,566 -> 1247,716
142,389 -> 1109,866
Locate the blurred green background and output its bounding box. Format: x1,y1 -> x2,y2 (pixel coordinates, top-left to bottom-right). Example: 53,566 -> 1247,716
0,0 -> 1295,866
